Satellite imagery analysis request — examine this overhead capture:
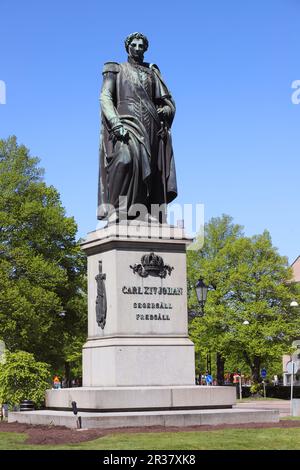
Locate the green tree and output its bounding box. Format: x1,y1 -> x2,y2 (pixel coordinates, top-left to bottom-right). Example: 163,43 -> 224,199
0,136 -> 87,377
188,215 -> 244,384
187,215 -> 300,383
0,350 -> 51,407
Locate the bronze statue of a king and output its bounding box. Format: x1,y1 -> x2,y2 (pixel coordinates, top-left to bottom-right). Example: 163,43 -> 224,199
97,32 -> 177,223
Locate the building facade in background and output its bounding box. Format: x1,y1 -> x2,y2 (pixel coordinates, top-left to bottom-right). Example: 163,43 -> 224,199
283,257 -> 300,385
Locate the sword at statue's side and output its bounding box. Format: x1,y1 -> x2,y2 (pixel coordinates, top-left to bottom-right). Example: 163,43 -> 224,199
160,120 -> 168,209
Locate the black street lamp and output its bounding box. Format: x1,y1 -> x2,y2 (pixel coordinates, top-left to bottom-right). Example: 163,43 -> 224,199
194,278 -> 211,379
195,278 -> 208,315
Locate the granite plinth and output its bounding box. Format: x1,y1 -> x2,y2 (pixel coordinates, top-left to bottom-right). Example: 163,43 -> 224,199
8,407 -> 279,429
46,385 -> 236,411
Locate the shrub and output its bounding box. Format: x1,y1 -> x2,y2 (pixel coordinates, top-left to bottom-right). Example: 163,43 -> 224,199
250,383 -> 263,396
265,385 -> 300,400
0,350 -> 51,407
241,386 -> 252,398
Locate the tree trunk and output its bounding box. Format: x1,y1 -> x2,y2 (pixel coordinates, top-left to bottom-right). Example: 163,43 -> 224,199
216,352 -> 225,385
64,361 -> 71,388
251,356 -> 261,383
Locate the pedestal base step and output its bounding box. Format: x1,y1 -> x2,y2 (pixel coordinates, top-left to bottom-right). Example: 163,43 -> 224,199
45,386 -> 235,411
8,408 -> 279,429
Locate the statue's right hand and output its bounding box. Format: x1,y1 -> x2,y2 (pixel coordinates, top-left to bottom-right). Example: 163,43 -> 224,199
112,125 -> 130,142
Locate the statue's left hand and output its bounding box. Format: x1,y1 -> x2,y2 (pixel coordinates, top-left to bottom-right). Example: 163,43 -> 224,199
157,106 -> 172,119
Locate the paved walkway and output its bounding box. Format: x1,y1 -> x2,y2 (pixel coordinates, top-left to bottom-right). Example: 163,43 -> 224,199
235,400 -> 291,417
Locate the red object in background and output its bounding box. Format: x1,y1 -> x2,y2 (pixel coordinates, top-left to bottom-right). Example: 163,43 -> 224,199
53,375 -> 61,388
233,373 -> 240,384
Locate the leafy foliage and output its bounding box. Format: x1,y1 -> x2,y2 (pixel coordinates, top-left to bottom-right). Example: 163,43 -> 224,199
0,137 -> 87,373
0,350 -> 51,407
187,215 -> 300,382
250,383 -> 263,396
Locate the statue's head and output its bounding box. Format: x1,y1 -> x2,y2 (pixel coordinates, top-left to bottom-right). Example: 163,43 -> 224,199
125,32 -> 149,61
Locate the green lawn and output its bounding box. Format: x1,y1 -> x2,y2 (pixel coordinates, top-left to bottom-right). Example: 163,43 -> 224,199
2,427 -> 300,450
280,416 -> 300,420
239,397 -> 287,401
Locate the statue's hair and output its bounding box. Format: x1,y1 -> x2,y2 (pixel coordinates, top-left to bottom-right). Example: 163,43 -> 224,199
125,32 -> 149,53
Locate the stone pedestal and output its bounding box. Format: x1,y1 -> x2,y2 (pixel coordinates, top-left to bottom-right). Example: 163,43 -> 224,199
47,223 -> 238,412
9,407 -> 279,429
13,222 -> 280,427
45,385 -> 235,411
81,222 -> 195,388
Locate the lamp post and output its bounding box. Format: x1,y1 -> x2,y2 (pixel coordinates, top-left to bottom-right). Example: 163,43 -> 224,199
57,310 -> 70,386
195,278 -> 208,316
194,279 -> 211,377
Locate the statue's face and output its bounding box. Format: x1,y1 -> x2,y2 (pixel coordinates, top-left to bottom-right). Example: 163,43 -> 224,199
128,38 -> 145,60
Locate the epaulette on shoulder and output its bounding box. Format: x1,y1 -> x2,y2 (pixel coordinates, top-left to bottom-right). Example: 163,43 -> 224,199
102,62 -> 120,74
150,63 -> 161,73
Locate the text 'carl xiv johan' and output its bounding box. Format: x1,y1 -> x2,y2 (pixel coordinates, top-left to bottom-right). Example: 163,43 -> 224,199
122,286 -> 183,295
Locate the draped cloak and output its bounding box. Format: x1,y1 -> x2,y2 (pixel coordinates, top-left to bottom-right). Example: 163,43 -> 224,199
97,60 -> 177,220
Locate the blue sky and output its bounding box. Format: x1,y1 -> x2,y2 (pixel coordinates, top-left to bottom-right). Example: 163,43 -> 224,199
1,0 -> 299,263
